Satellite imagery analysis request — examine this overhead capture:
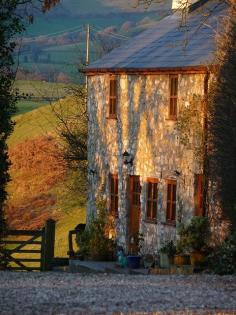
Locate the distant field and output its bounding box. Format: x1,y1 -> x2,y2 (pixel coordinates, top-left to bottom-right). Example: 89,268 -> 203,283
16,100 -> 49,115
14,80 -> 79,115
14,80 -> 74,98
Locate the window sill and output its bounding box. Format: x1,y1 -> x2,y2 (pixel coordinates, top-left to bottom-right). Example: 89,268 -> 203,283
161,221 -> 176,227
144,218 -> 158,225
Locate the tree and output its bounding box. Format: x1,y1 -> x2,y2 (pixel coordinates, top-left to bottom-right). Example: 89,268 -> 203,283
207,1 -> 236,229
0,0 -> 60,267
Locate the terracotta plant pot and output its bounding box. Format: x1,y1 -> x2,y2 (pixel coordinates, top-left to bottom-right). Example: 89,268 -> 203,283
174,254 -> 190,265
190,251 -> 205,266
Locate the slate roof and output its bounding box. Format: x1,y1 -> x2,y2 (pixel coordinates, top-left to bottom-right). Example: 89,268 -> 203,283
85,0 -> 228,73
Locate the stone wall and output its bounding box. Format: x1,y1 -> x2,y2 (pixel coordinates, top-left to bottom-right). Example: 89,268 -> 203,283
87,73 -> 206,253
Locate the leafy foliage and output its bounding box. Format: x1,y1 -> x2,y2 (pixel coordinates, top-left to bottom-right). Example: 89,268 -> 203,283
159,240 -> 176,257
207,2 -> 236,229
176,216 -> 210,253
176,95 -> 204,165
207,231 -> 236,275
76,201 -> 116,261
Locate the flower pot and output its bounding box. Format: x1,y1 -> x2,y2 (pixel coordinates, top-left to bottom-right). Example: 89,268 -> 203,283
174,254 -> 190,265
127,255 -> 141,269
143,254 -> 154,269
160,253 -> 171,268
190,251 -> 205,266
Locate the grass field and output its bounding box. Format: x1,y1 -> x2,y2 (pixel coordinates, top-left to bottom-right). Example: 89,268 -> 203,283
6,94 -> 87,258
16,100 -> 49,115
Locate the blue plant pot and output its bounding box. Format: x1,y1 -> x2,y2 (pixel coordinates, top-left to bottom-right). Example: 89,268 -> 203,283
127,255 -> 141,269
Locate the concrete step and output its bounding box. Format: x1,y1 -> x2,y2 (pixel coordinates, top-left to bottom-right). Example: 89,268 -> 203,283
69,259 -> 149,275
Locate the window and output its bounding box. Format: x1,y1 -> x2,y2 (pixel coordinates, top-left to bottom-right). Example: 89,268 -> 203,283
109,76 -> 117,118
166,179 -> 177,223
110,174 -> 118,216
169,75 -> 178,120
146,178 -> 159,221
194,174 -> 205,216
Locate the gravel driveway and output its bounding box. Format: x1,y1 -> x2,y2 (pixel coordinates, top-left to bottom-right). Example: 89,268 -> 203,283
0,272 -> 236,314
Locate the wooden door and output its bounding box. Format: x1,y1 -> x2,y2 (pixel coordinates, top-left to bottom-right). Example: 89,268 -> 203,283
128,175 -> 141,253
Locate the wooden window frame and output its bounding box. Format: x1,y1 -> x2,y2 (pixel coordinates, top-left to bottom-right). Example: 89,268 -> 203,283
108,75 -> 117,119
168,75 -> 178,120
146,178 -> 159,222
194,174 -> 205,216
109,174 -> 118,217
166,179 -> 177,224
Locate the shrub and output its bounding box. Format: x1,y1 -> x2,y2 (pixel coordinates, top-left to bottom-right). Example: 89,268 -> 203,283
176,216 -> 210,253
160,241 -> 176,257
76,202 -> 116,261
207,231 -> 236,275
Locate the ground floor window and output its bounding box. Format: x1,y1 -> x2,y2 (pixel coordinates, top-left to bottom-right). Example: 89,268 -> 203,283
110,174 -> 118,216
194,174 -> 204,216
166,179 -> 177,223
146,178 -> 159,221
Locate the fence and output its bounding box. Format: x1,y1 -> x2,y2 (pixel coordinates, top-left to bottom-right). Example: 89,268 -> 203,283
0,219 -> 55,271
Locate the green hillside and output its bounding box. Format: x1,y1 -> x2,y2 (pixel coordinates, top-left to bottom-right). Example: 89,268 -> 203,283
6,97 -> 86,257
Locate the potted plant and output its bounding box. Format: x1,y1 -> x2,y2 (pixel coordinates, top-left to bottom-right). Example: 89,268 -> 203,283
174,217 -> 209,266
174,223 -> 191,266
159,241 -> 176,268
127,233 -> 144,269
187,216 -> 210,266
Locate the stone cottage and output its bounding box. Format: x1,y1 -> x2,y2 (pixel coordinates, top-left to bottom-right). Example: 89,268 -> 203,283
84,0 -> 228,254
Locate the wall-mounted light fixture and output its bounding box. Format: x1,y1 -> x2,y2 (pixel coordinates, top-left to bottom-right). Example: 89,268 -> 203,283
89,169 -> 97,176
122,151 -> 133,166
174,170 -> 181,177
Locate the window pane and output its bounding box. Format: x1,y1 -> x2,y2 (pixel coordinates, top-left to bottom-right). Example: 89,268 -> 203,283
172,183 -> 176,202
152,201 -> 157,219
166,201 -> 171,221
147,201 -> 152,218
171,202 -> 176,221
147,183 -> 152,198
167,184 -> 172,201
153,183 -> 158,199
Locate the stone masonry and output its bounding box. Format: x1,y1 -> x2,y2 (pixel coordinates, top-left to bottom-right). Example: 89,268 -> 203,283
87,73 -> 206,253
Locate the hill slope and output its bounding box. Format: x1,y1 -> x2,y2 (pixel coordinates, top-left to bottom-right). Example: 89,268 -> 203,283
6,98 -> 86,257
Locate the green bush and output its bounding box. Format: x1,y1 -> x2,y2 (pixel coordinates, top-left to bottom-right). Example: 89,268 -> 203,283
76,203 -> 116,261
176,216 -> 210,253
207,231 -> 236,275
160,241 -> 176,257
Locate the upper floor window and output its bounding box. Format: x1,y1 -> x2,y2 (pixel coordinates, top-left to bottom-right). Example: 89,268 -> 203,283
166,179 -> 177,223
146,178 -> 159,221
109,75 -> 117,118
110,174 -> 118,216
169,75 -> 178,120
194,174 -> 205,216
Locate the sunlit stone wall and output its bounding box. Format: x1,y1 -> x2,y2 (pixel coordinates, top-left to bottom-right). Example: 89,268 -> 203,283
87,73 -> 205,252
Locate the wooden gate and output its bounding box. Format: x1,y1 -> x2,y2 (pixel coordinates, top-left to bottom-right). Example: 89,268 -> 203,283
1,219 -> 55,272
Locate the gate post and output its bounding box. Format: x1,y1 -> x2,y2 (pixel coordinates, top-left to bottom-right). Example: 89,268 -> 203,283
41,219 -> 55,271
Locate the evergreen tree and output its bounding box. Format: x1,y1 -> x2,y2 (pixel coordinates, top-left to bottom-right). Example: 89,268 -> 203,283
208,1 -> 236,229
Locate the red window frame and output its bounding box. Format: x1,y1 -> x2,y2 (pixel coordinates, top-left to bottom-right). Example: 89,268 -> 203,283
166,179 -> 177,223
194,174 -> 205,216
110,174 -> 118,216
109,76 -> 117,118
169,75 -> 178,120
146,178 -> 159,221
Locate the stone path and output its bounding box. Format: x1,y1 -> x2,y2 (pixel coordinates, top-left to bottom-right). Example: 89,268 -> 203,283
0,272 -> 236,314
